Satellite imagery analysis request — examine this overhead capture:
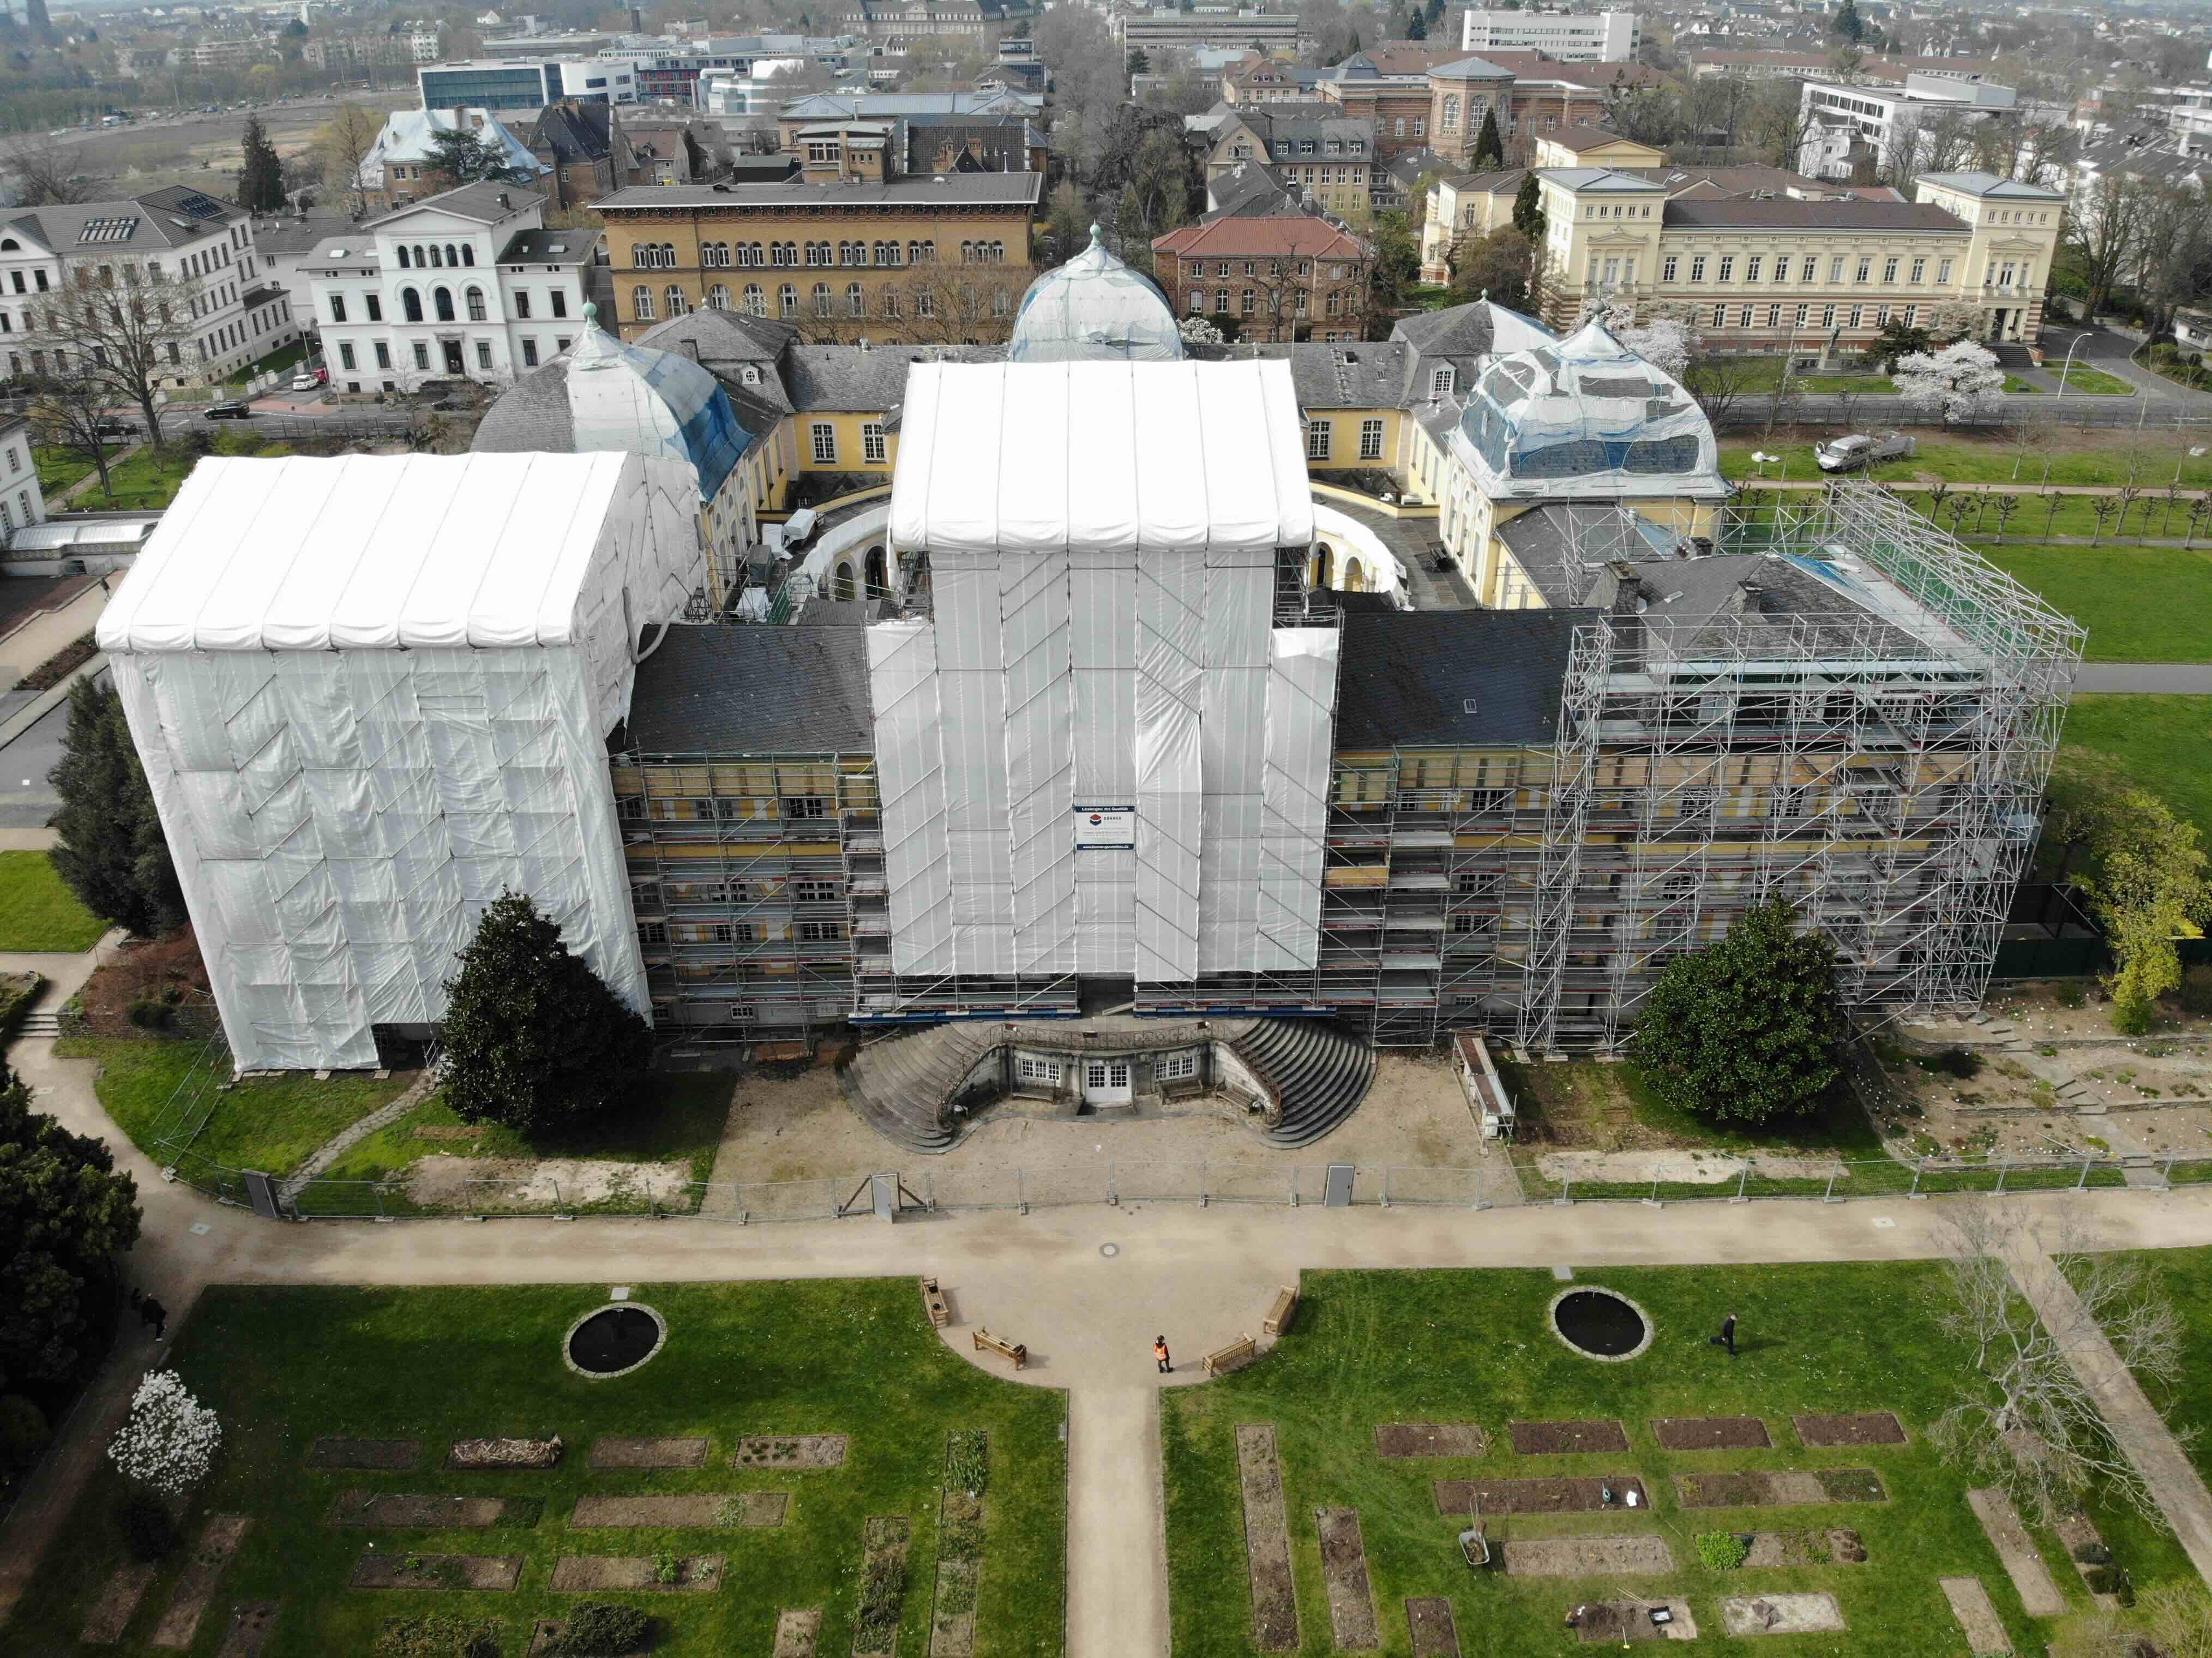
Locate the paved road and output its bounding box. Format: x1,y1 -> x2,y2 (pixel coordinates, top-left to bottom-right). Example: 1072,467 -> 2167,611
2074,664 -> 2212,694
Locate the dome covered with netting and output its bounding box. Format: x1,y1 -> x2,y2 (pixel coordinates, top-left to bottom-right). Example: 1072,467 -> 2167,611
1007,224 -> 1185,364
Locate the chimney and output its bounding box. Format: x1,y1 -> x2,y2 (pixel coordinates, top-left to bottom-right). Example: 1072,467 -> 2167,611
497,190 -> 510,208
1733,579 -> 1765,614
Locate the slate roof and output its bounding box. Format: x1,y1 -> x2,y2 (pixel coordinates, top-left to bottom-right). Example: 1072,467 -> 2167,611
1915,171 -> 2065,199
622,623 -> 875,755
530,100 -> 617,165
4,187 -> 242,254
1662,198 -> 1968,231
1498,502 -> 1681,606
1334,608 -> 1583,749
249,214 -> 351,255
633,308 -> 800,417
1203,158 -> 1304,220
365,180 -> 537,227
784,343 -> 1003,412
595,174 -> 1042,209
495,227 -> 599,265
1428,56 -> 1518,81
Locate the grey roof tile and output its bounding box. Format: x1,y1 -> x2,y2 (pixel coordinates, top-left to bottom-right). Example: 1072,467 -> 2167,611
623,623 -> 875,754
1335,608 -> 1583,748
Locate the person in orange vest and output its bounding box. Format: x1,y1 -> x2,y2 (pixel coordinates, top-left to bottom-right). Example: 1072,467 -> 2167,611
1153,1335 -> 1172,1374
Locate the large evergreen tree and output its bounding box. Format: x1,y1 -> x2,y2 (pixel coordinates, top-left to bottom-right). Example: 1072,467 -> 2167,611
1626,899 -> 1844,1126
237,113 -> 286,213
49,679 -> 182,939
1511,171 -> 1546,240
440,892 -> 652,1135
0,1064 -> 142,1391
1471,107 -> 1505,170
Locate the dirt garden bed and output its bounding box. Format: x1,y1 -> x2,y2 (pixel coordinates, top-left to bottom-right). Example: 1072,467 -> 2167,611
736,1434 -> 846,1470
63,929 -> 214,1038
1741,1527 -> 1869,1567
79,1561 -> 157,1643
527,1617 -> 650,1658
1939,1577 -> 2011,1655
772,1609 -> 822,1658
309,1435 -> 419,1470
152,1514 -> 251,1647
1235,1425 -> 1300,1651
1433,1475 -> 1648,1515
1654,1416 -> 1771,1451
332,1492 -> 534,1529
349,1552 -> 524,1591
1967,1488 -> 2067,1615
1721,1592 -> 1847,1637
1508,1420 -> 1628,1455
447,1435 -> 562,1471
1315,1509 -> 1380,1650
852,1517 -> 911,1658
1676,1468 -> 1886,1509
569,1493 -> 787,1528
1569,1601 -> 1696,1643
1405,1597 -> 1459,1657
1794,1411 -> 1906,1447
590,1435 -> 710,1469
549,1554 -> 724,1593
214,1601 -> 278,1657
1374,1423 -> 1486,1458
1502,1535 -> 1675,1577
928,1432 -> 988,1658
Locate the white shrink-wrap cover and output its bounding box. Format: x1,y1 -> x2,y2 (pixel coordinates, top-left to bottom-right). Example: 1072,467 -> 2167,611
98,452 -> 706,1071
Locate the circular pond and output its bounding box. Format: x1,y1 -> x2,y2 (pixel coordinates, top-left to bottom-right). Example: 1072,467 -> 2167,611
563,1303 -> 666,1379
1549,1288 -> 1652,1361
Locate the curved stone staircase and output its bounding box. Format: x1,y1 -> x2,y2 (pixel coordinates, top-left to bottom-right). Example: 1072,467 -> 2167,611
837,1024 -> 1001,1154
1225,1018 -> 1379,1149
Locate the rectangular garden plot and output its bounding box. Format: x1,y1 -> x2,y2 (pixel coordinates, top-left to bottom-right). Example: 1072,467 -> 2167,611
214,1602 -> 278,1658
1509,1420 -> 1629,1455
1571,1601 -> 1696,1643
852,1517 -> 911,1658
332,1491 -> 517,1528
590,1435 -> 710,1470
1433,1475 -> 1648,1515
152,1514 -> 252,1649
1653,1416 -> 1771,1451
549,1554 -> 724,1593
569,1493 -> 788,1528
1235,1425 -> 1301,1651
774,1609 -> 823,1658
1742,1527 -> 1868,1567
736,1434 -> 846,1469
309,1436 -> 419,1470
1315,1508 -> 1380,1650
1502,1536 -> 1674,1578
1375,1423 -> 1486,1458
1940,1577 -> 2011,1656
1967,1488 -> 2066,1617
1721,1593 -> 1846,1637
1675,1469 -> 1886,1509
1793,1411 -> 1907,1448
350,1552 -> 524,1591
79,1562 -> 157,1644
929,1432 -> 988,1658
1405,1597 -> 1460,1658
448,1435 -> 562,1470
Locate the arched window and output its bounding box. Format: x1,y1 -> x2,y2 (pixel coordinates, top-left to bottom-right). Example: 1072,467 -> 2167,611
665,284 -> 689,316
428,244 -> 442,268
633,285 -> 656,321
396,245 -> 411,268
461,245 -> 474,267
633,243 -> 652,268
434,287 -> 454,322
779,283 -> 797,317
847,281 -> 864,316
960,240 -> 973,262
743,283 -> 765,316
1442,94 -> 1460,134
881,288 -> 900,319
708,283 -> 730,309
444,244 -> 458,267
465,286 -> 486,322
413,244 -> 426,267
401,286 -> 422,322
813,282 -> 833,317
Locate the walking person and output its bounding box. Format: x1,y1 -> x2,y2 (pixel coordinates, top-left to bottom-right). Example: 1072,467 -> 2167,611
139,1294 -> 167,1342
1153,1335 -> 1172,1374
1708,1312 -> 1737,1358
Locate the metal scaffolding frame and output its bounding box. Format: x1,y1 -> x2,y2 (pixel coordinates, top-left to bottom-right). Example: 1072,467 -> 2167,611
1513,480 -> 2084,1055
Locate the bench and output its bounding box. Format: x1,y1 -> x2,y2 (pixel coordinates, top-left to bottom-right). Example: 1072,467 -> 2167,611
1262,1284 -> 1298,1337
1203,1333 -> 1257,1378
920,1276 -> 950,1329
972,1327 -> 1026,1369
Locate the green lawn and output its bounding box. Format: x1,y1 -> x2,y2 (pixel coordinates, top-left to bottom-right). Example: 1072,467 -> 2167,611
1164,1263 -> 2191,1658
2048,366 -> 2138,397
1969,544 -> 2212,660
0,850 -> 108,952
56,1037 -> 416,1178
228,340 -> 309,386
1710,364 -> 2045,397
31,443 -> 124,498
1720,438 -> 2212,489
2058,695 -> 2212,842
82,433 -> 293,510
6,1280 -> 1067,1658
2070,1248 -> 2212,1494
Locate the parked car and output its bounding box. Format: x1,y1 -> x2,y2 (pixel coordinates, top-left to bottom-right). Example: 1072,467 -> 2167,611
288,368 -> 328,392
91,417 -> 137,438
204,401 -> 254,421
1815,430 -> 1914,472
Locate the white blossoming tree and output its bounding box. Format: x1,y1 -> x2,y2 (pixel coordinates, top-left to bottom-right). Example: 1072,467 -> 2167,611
107,1370 -> 221,1498
1178,314 -> 1225,346
1893,340 -> 2007,424
1598,297 -> 1699,382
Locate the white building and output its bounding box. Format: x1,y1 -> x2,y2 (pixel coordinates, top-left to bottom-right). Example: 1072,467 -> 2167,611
354,106 -> 544,209
410,28 -> 442,61
700,59 -> 807,117
0,187 -> 297,389
1798,73 -> 2017,183
305,182 -> 599,393
95,449 -> 708,1072
0,414 -> 49,545
417,57 -> 639,111
1459,8 -> 1639,63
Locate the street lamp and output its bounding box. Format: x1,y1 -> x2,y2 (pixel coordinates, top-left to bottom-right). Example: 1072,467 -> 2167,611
2053,332 -> 2086,399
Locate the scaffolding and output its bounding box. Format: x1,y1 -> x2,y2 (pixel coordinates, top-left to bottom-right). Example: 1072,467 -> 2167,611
1512,480 -> 2085,1055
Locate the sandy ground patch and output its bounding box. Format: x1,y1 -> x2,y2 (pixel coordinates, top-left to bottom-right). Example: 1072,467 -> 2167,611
1501,1535 -> 1674,1577
79,1561 -> 155,1644
1967,1488 -> 2067,1616
1939,1577 -> 2012,1655
1405,1597 -> 1459,1656
1316,1508 -> 1380,1649
1236,1426 -> 1300,1652
590,1436 -> 710,1469
406,1155 -> 690,1211
1536,1150 -> 1844,1184
1741,1528 -> 1868,1567
1794,1411 -> 1906,1447
772,1609 -> 822,1658
1721,1593 -> 1846,1636
569,1493 -> 786,1528
307,1436 -> 417,1470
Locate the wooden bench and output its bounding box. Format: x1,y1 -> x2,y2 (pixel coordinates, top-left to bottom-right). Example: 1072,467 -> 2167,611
920,1277 -> 951,1330
972,1327 -> 1026,1369
1262,1284 -> 1298,1337
1203,1333 -> 1257,1378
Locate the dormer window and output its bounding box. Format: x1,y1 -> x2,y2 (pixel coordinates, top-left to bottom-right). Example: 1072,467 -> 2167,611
1430,365 -> 1455,399
741,364 -> 760,385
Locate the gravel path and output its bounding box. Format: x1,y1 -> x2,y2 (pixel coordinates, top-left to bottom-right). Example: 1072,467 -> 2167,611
276,1070 -> 436,1205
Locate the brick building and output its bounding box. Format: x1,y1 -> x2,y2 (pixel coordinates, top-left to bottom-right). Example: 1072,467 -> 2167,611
1151,217 -> 1372,343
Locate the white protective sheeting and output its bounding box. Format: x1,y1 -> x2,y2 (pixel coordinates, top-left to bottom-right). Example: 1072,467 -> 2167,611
873,359 -> 1334,988
99,452 -> 706,1071
1257,628 -> 1341,972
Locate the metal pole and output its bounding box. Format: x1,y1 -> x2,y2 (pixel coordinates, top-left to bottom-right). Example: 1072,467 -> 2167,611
1732,1165 -> 1750,1204
1823,1169 -> 1838,1203
1994,1159 -> 2009,1196
1909,1158 -> 1925,1199
2164,1155 -> 2177,1190
1108,1163 -> 1119,1207
1018,1167 -> 1028,1216
1199,1162 -> 1209,1209
1554,1172 -> 1572,1207
2077,1152 -> 2093,1191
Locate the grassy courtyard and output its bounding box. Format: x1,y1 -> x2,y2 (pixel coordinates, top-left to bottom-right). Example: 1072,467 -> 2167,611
1163,1263 -> 2190,1658
2058,695 -> 2212,842
2080,1247 -> 2212,1490
1718,437 -> 2212,488
1971,544 -> 2212,661
0,850 -> 109,952
7,1279 -> 1067,1657
78,432 -> 296,510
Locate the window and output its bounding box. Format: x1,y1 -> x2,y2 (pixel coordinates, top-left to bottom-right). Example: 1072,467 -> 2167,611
810,422 -> 838,464
665,284 -> 689,316
434,287 -> 454,322
401,287 -> 423,322
475,340 -> 492,370
1717,256 -> 1734,283
1937,257 -> 1953,284
460,246 -> 473,267
1690,255 -> 1706,282
1745,255 -> 1763,283
374,341 -> 391,369
1188,289 -> 1204,313
797,921 -> 844,943
1241,288 -> 1255,315
1214,289 -> 1228,314
1017,1056 -> 1061,1084
795,879 -> 840,903
513,289 -> 531,319
1848,305 -> 1863,328
708,284 -> 729,309
328,293 -> 347,323
412,341 -> 430,370
1441,93 -> 1460,133
465,286 -> 486,321
365,292 -> 381,322
551,290 -> 567,319
812,283 -> 832,317
1795,303 -> 1808,326
398,246 -> 411,269
1829,256 -> 1846,283
1158,1052 -> 1198,1083
338,341 -> 356,370
1412,117 -> 1425,137
1429,364 -> 1455,398
1710,303 -> 1726,328
521,338 -> 538,368
1662,255 -> 1678,283
633,285 -> 654,320
1883,256 -> 1898,283
1821,304 -> 1837,328
1854,257 -> 1871,284
1909,256 -> 1926,283
862,421 -> 886,463
847,281 -> 864,316
743,284 -> 765,316
1306,419 -> 1331,460
1359,417 -> 1384,460
783,795 -> 827,819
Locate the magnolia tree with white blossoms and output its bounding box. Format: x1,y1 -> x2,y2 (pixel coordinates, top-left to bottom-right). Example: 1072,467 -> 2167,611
1893,340 -> 2007,424
1178,314 -> 1225,346
1598,297 -> 1700,382
107,1370 -> 221,1498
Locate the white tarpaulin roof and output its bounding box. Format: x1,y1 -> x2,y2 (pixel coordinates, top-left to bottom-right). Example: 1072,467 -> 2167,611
889,359 -> 1314,556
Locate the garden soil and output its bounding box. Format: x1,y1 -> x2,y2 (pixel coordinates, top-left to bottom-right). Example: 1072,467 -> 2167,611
570,1493 -> 787,1528
1653,1417 -> 1771,1450
547,1554 -> 724,1592
772,1609 -> 822,1658
78,1561 -> 156,1644
348,1553 -> 523,1591
1374,1424 -> 1486,1458
1509,1420 -> 1629,1455
1315,1508 -> 1380,1649
1503,1536 -> 1675,1577
736,1434 -> 846,1469
590,1436 -> 710,1469
307,1436 -> 418,1470
1720,1593 -> 1847,1637
1235,1425 -> 1300,1651
1967,1488 -> 2067,1616
213,1602 -> 276,1658
1434,1475 -> 1648,1515
332,1491 -> 508,1528
1793,1412 -> 1906,1447
150,1514 -> 250,1648
1404,1597 -> 1459,1657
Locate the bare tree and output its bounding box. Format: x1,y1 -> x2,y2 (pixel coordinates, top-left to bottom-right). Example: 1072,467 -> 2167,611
29,362 -> 127,502
0,131 -> 98,206
24,265 -> 204,445
1927,1209 -> 2190,1526
1991,492 -> 2022,544
314,103 -> 382,220
2066,171 -> 2157,320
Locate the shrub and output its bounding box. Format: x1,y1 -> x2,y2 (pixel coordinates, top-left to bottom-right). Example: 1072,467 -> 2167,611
2073,1540 -> 2113,1566
116,1489 -> 178,1561
0,1393 -> 49,1476
2057,981 -> 2088,1009
651,1549 -> 680,1585
945,1430 -> 989,1495
550,1602 -> 650,1656
125,999 -> 174,1030
106,1370 -> 220,1497
856,1550 -> 906,1643
1697,1530 -> 1751,1571
2176,965 -> 2212,1015
1917,1047 -> 1982,1079
373,1614 -> 501,1657
2112,995 -> 2156,1036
